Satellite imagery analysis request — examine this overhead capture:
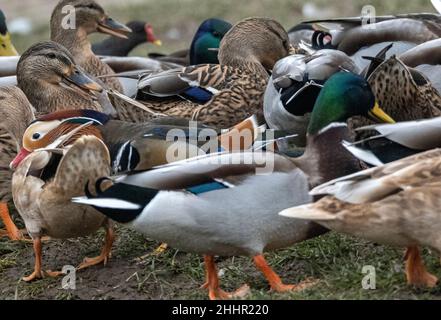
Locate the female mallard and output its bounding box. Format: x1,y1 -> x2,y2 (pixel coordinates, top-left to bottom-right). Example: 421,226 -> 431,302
0,9 -> 18,56
281,148 -> 441,288
132,17 -> 291,127
50,0 -> 131,92
348,47 -> 441,140
17,41 -> 116,116
92,21 -> 162,57
264,49 -> 360,149
73,72 -> 394,299
0,87 -> 35,240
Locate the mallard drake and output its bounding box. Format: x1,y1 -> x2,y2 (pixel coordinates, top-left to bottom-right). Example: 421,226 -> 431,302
0,9 -> 18,56
0,86 -> 35,240
130,18 -> 291,128
72,72 -> 394,299
12,135 -> 113,281
17,41 -> 116,116
92,21 -> 161,57
280,148 -> 441,288
263,49 -> 360,149
50,0 -> 132,92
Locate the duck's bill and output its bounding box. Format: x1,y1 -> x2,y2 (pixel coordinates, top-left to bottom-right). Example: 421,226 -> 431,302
62,69 -> 103,93
98,17 -> 132,39
0,33 -> 19,56
10,148 -> 31,170
368,102 -> 395,124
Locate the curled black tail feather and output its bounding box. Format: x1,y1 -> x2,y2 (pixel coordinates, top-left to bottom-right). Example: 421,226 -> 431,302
81,179 -> 160,224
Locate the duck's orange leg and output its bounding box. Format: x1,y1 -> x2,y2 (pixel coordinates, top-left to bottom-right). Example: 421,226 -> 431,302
203,255 -> 250,300
405,246 -> 438,288
0,202 -> 27,241
77,225 -> 114,270
22,237 -> 62,282
253,254 -> 317,292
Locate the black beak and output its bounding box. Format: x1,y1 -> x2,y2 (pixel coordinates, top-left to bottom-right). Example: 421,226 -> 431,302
97,16 -> 132,39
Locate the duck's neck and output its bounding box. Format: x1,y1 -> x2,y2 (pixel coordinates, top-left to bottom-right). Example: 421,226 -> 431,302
51,27 -> 94,62
293,123 -> 362,188
221,55 -> 269,78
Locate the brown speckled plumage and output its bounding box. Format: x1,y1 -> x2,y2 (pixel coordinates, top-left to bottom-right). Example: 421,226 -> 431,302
349,56 -> 441,139
134,18 -> 291,127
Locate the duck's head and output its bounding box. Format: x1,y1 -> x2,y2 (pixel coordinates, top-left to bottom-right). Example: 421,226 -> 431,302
10,109 -> 109,170
127,21 -> 162,47
218,17 -> 291,71
17,41 -> 102,98
190,18 -> 232,65
51,0 -> 131,39
307,72 -> 395,135
0,10 -> 18,56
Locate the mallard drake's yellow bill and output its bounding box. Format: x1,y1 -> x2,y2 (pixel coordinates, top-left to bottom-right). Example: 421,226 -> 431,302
0,32 -> 18,56
368,102 -> 395,124
97,17 -> 132,39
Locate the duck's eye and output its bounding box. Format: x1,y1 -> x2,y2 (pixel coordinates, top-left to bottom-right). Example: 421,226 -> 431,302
47,53 -> 56,59
212,31 -> 221,37
32,133 -> 41,140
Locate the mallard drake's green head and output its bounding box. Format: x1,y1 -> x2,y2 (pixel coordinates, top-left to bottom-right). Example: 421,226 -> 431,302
219,17 -> 291,71
190,18 -> 232,65
307,72 -> 395,135
0,10 -> 18,56
51,0 -> 131,39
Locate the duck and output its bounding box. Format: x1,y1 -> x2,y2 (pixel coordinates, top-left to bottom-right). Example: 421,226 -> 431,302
263,49 -> 360,150
289,14 -> 441,70
0,9 -> 18,56
16,41 -> 116,116
280,148 -> 441,288
130,17 -> 291,128
11,109 -> 261,175
92,21 -> 162,57
12,135 -> 113,281
149,18 -> 232,66
72,72 -> 395,299
50,0 -> 132,92
348,45 -> 441,140
0,86 -> 35,240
